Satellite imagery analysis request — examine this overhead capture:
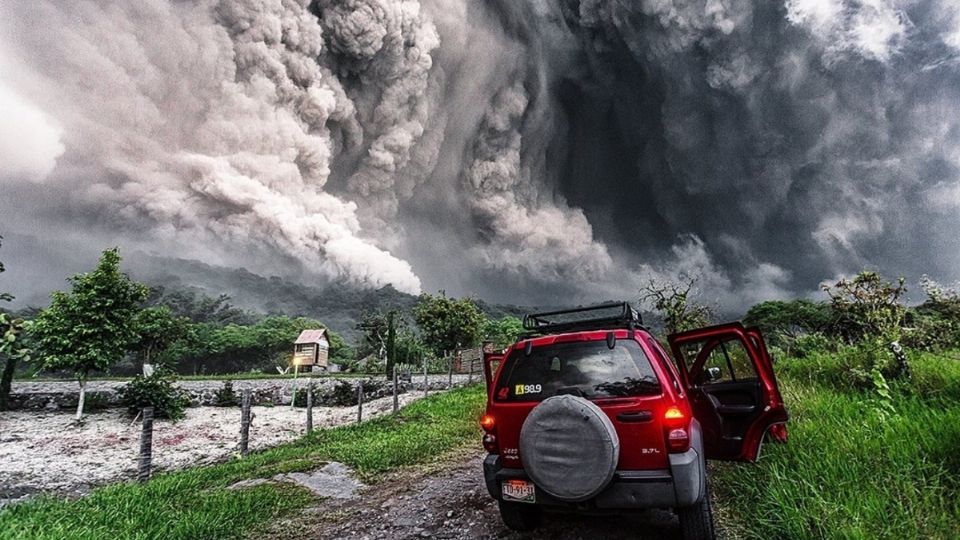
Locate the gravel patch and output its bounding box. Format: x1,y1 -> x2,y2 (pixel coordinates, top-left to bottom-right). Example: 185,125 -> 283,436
0,393 -> 421,505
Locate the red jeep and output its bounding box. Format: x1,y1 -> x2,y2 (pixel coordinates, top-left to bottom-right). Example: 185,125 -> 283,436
480,302 -> 788,540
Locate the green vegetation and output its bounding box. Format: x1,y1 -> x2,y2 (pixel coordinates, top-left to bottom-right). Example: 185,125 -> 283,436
640,277 -> 714,334
482,316 -> 524,349
117,365 -> 190,420
0,385 -> 486,540
0,235 -> 31,410
31,248 -> 149,421
414,291 -> 486,356
713,350 -> 960,539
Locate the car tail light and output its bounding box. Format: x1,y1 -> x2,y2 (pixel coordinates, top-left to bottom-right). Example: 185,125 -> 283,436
480,414 -> 499,454
663,406 -> 690,453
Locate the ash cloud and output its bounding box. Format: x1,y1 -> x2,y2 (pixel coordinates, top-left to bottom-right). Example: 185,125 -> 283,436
2,0 -> 960,312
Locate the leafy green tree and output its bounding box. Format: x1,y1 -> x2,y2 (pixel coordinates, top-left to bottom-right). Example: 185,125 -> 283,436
822,271 -> 909,382
901,276 -> 960,351
166,315 -> 348,375
639,277 -> 713,334
32,248 -> 148,421
146,287 -> 255,325
413,292 -> 484,357
1,235 -> 32,410
743,299 -> 831,349
132,306 -> 188,368
821,271 -> 906,343
482,316 -> 525,349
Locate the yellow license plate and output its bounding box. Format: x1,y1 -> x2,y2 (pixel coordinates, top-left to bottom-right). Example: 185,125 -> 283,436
501,479 -> 536,503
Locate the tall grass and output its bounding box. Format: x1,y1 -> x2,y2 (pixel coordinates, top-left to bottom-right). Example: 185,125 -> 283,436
713,351 -> 960,539
0,385 -> 486,540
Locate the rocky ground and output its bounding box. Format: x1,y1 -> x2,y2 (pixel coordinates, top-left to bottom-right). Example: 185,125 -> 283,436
0,393 -> 421,505
259,450 -> 688,540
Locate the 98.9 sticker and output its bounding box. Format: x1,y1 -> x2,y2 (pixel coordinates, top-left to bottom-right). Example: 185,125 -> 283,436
514,384 -> 542,395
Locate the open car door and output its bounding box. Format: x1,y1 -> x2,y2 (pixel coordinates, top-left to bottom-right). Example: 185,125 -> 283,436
482,348 -> 505,398
668,322 -> 788,461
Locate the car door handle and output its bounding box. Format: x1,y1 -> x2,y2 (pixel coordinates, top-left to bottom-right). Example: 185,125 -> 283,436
616,411 -> 654,423
716,404 -> 756,415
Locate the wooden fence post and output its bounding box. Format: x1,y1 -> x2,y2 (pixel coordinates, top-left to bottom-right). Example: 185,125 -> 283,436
468,357 -> 474,384
447,351 -> 453,389
423,359 -> 429,398
306,381 -> 314,433
240,388 -> 252,457
356,381 -> 364,423
137,406 -> 154,483
392,365 -> 399,414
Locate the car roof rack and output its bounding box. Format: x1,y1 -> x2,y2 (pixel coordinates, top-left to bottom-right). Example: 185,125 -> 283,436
521,301 -> 643,335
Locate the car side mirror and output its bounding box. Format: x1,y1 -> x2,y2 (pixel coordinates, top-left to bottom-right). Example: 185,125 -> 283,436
705,366 -> 722,382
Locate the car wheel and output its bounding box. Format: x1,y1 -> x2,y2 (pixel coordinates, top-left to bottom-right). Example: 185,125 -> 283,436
497,501 -> 542,532
676,492 -> 716,540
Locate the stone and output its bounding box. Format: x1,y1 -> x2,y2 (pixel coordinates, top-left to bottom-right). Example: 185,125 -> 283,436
279,462 -> 365,499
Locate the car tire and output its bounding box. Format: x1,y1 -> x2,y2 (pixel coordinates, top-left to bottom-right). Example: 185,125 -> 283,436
676,491 -> 716,540
497,501 -> 542,532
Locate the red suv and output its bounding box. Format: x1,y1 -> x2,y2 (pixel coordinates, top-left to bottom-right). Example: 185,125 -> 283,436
480,303 -> 788,540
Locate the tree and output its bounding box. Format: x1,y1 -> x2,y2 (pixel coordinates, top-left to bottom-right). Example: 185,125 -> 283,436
32,248 -> 148,421
639,277 -> 713,335
132,306 -> 188,368
356,310 -> 389,361
821,271 -> 906,343
482,316 -> 525,349
413,292 -> 485,357
743,299 -> 831,349
1,235 -> 31,411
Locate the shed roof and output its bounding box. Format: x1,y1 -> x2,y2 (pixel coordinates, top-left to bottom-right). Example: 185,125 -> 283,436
295,329 -> 329,344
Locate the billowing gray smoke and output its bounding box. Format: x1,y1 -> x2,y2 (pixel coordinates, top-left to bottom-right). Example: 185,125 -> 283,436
1,0 -> 959,309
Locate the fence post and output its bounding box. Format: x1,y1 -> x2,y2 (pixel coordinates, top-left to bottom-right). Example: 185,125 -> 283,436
468,357 -> 474,384
423,358 -> 428,398
357,381 -> 364,423
240,388 -> 252,457
137,406 -> 154,483
306,381 -> 314,433
447,351 -> 453,389
392,365 -> 399,414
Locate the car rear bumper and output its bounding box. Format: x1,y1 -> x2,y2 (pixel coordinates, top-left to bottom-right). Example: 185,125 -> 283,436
482,423 -> 706,510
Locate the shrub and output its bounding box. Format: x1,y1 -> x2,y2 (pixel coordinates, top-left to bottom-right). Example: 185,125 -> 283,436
118,366 -> 189,420
789,332 -> 834,359
329,380 -> 356,406
213,380 -> 238,407
292,385 -> 317,408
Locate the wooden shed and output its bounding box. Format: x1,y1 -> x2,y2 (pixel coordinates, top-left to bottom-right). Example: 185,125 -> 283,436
292,329 -> 330,372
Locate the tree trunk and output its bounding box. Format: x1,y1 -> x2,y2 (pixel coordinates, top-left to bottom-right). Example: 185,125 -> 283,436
76,378 -> 87,422
0,353 -> 17,411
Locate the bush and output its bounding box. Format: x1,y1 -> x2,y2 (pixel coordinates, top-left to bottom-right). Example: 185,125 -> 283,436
330,380 -> 356,406
118,366 -> 189,420
789,332 -> 834,358
213,380 -> 238,407
292,385 -> 317,407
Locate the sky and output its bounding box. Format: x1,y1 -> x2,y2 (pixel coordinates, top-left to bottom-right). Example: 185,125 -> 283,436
2,0 -> 960,311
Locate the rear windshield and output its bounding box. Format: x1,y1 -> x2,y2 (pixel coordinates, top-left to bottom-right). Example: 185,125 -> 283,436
494,339 -> 661,402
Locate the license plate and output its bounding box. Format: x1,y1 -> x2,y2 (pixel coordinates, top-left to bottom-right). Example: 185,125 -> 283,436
501,479 -> 536,503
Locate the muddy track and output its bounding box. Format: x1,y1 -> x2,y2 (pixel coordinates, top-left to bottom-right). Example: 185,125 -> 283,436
260,449 -> 693,539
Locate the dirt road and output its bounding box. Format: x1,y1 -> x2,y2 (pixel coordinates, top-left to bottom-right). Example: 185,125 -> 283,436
263,450 -> 685,540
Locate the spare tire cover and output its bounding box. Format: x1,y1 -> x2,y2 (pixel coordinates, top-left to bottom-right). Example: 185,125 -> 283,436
519,395 -> 620,502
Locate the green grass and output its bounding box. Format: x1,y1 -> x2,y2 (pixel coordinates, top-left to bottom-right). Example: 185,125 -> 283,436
0,385 -> 486,540
713,350 -> 960,539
